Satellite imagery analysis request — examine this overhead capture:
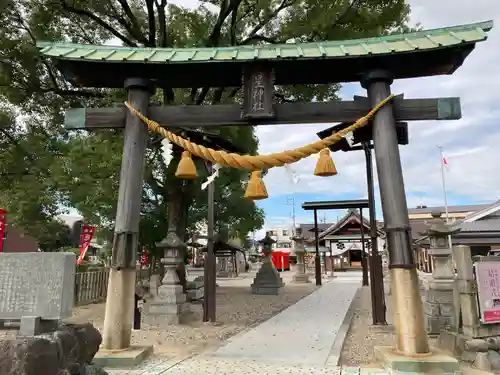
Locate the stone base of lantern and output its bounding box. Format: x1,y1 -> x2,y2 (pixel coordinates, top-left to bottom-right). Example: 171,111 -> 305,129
251,261 -> 284,295
143,284 -> 194,325
292,273 -> 311,283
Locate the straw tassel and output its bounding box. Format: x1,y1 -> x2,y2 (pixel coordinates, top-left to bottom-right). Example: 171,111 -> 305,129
175,151 -> 198,179
314,148 -> 337,177
244,170 -> 268,200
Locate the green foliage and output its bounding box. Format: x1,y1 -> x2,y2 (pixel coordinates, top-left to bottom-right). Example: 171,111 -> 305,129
0,0 -> 412,250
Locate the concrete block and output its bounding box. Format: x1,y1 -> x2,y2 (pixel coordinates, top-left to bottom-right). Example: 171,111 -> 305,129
292,273 -> 311,283
374,346 -> 459,374
427,279 -> 454,291
426,289 -> 454,304
187,288 -> 204,301
19,316 -> 59,336
425,315 -> 453,334
93,345 -> 153,368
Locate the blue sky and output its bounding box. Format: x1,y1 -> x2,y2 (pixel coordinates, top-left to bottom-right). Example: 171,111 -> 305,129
253,0 -> 500,237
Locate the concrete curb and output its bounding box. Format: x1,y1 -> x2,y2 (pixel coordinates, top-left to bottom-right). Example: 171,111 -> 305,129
327,286 -> 362,366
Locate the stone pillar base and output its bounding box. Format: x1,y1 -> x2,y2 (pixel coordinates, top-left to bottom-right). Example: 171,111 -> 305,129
217,270 -> 234,278
374,346 -> 459,374
93,345 -> 153,368
143,284 -> 195,325
292,273 -> 311,283
251,261 -> 284,295
423,278 -> 455,334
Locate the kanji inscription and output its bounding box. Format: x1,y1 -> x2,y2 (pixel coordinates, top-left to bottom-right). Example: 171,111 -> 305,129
242,66 -> 275,120
0,252 -> 76,320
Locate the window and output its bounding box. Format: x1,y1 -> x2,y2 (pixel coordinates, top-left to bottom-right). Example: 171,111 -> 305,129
269,230 -> 277,236
282,230 -> 289,236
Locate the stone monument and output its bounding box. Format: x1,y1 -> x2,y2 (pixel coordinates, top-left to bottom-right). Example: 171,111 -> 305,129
251,232 -> 284,295
0,252 -> 75,336
421,210 -> 460,334
292,236 -> 310,283
143,226 -> 191,324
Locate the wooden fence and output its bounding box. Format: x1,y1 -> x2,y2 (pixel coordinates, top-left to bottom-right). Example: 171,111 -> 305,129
74,268 -> 150,306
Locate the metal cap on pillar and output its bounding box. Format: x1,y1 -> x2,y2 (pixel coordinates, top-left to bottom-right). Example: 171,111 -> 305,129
360,70 -> 394,89
124,78 -> 156,94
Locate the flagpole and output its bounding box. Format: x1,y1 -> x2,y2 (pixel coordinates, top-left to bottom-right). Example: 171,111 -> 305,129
438,146 -> 453,249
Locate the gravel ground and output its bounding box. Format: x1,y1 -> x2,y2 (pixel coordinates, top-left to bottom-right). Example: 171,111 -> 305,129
1,271 -> 317,358
339,285 -> 437,366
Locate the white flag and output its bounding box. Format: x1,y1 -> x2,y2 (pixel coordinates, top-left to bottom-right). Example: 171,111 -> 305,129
284,164 -> 300,184
345,131 -> 355,147
201,164 -> 222,190
160,139 -> 173,167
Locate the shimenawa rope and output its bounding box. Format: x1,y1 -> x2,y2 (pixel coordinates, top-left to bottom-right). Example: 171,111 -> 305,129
124,94 -> 394,171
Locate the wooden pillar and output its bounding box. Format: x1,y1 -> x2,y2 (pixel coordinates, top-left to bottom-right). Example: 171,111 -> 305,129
313,209 -> 322,286
362,70 -> 429,356
102,78 -> 154,350
360,208 -> 369,286
203,161 -> 216,322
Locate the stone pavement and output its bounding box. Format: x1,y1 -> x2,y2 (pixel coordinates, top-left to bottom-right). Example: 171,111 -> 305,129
105,355 -> 389,375
210,272 -> 360,366
106,272 -> 390,375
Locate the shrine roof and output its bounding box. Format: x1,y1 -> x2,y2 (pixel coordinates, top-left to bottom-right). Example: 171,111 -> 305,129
37,21 -> 492,88
302,200 -> 369,211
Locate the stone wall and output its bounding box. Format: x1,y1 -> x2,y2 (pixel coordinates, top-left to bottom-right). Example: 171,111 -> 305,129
0,323 -> 106,375
422,277 -> 455,334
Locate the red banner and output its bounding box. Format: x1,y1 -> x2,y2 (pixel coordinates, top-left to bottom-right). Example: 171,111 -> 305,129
140,248 -> 149,266
77,224 -> 96,264
0,209 -> 6,253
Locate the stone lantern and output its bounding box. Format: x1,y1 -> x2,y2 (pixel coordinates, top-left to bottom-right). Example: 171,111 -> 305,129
420,210 -> 461,334
292,235 -> 310,283
143,225 -> 190,324
251,232 -> 284,295
421,210 -> 461,280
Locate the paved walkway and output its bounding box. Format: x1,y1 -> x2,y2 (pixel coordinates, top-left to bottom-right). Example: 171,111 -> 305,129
210,273 -> 359,366
106,273 -> 391,375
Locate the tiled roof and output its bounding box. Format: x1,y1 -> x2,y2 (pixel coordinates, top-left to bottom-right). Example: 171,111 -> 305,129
408,204 -> 490,215
458,219 -> 500,233
297,223 -> 333,233
37,21 -> 492,64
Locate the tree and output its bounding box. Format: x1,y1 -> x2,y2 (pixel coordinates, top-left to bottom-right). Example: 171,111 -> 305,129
0,0 -> 412,256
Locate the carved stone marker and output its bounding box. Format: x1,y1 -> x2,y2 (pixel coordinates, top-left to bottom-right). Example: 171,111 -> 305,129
0,252 -> 76,335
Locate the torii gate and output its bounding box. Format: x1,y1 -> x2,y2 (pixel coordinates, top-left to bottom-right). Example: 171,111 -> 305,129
37,20 -> 492,361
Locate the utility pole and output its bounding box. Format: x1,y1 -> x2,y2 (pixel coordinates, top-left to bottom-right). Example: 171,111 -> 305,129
286,197 -> 296,235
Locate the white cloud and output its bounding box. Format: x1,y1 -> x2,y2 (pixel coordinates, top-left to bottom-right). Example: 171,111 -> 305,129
257,0 -> 500,228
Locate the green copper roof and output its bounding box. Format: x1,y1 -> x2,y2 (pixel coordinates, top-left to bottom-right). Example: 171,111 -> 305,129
37,21 -> 492,64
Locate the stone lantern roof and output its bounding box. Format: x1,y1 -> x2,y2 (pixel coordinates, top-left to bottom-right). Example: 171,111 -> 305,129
419,210 -> 461,238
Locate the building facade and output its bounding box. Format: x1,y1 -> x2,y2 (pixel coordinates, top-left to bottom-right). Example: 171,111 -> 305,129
267,227 -> 294,249
411,201 -> 500,273
296,210 -> 386,271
